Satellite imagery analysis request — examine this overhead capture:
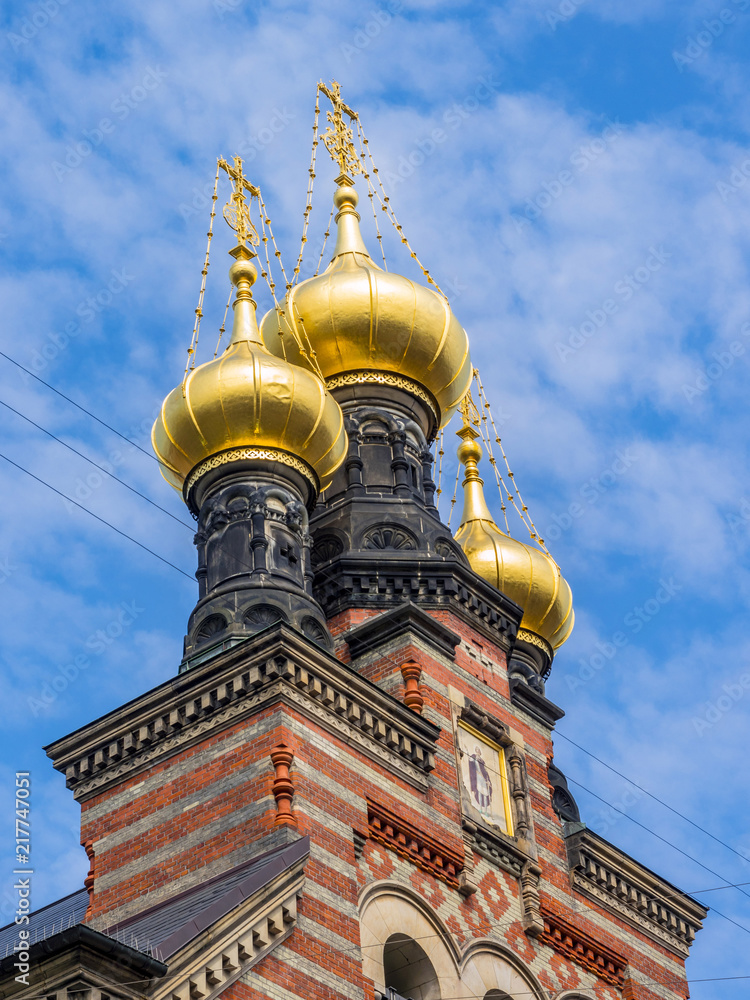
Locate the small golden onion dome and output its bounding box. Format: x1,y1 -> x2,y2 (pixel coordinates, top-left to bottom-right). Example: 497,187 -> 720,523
259,182 -> 472,429
453,424 -> 574,651
152,246 -> 347,502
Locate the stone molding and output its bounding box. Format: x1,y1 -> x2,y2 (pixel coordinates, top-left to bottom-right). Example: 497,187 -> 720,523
45,625 -> 440,802
565,827 -> 707,957
508,676 -> 565,729
316,554 -> 522,654
459,700 -> 511,748
344,601 -> 461,662
462,819 -> 527,879
539,903 -> 626,988
363,799 -> 464,889
151,875 -> 303,1000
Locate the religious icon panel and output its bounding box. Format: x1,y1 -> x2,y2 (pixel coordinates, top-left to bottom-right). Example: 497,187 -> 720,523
456,721 -> 514,835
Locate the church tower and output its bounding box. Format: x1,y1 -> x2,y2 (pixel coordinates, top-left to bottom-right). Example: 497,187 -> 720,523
1,83 -> 706,1000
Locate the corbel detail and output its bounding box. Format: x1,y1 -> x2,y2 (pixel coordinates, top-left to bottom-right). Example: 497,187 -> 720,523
520,861 -> 543,937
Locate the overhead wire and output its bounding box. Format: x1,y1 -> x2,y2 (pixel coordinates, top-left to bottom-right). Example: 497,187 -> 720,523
555,730 -> 750,870
0,450 -> 194,582
0,396 -> 193,530
0,349 -> 159,462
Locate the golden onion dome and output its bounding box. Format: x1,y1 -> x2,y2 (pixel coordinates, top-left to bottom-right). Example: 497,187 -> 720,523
152,245 -> 347,504
259,181 -> 472,430
454,424 -> 574,652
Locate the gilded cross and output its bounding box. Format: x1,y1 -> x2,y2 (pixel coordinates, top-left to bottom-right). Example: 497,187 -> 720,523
218,155 -> 260,248
318,80 -> 361,179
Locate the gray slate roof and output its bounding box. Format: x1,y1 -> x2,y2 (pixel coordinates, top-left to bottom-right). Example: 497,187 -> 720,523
0,888 -> 89,958
0,837 -> 309,964
112,836 -> 309,959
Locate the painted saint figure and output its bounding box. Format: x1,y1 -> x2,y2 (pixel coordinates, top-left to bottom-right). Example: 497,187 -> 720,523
469,744 -> 493,811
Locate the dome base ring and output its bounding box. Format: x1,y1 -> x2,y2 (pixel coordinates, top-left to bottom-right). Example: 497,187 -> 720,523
324,370 -> 441,432
184,446 -> 320,513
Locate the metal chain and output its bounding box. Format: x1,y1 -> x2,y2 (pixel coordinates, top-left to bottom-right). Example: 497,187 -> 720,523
292,89 -> 321,284
356,140 -> 388,270
212,285 -> 233,358
183,161 -> 220,391
472,370 -> 550,552
314,205 -> 334,276
354,118 -> 446,297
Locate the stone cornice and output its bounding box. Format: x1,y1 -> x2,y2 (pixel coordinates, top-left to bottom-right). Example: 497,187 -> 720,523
459,700 -> 511,747
45,625 -> 441,801
508,676 -> 565,729
344,601 -> 461,661
462,819 -> 529,879
565,827 -> 707,957
315,554 -> 522,653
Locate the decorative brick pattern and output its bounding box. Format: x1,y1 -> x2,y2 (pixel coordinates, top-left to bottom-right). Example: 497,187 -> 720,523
365,798 -> 464,888
540,904 -> 627,988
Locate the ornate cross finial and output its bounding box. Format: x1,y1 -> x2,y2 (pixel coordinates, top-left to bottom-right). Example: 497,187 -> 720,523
459,389 -> 481,429
218,155 -> 261,249
318,79 -> 361,181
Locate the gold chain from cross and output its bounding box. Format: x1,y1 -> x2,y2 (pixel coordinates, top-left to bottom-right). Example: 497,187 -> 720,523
318,80 -> 361,178
218,155 -> 261,248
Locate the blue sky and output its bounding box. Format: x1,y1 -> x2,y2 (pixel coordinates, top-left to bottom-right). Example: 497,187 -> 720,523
1,0 -> 749,996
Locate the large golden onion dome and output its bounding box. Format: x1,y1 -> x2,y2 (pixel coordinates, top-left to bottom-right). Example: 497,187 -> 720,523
454,423 -> 574,652
259,181 -> 472,430
152,245 -> 347,504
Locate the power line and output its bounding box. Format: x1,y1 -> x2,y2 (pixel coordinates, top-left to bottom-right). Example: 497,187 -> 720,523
0,396 -> 192,531
0,450 -> 194,582
556,730 -> 750,870
0,349 -> 159,462
6,345 -> 750,934
563,774 -> 750,936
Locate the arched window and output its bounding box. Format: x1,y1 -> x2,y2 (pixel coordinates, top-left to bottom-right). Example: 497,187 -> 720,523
382,933 -> 441,1000
484,991 -> 512,1000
